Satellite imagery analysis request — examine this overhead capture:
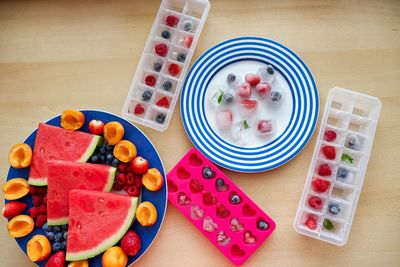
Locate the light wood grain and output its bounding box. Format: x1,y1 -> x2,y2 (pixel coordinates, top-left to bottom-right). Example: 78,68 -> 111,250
1,0 -> 399,266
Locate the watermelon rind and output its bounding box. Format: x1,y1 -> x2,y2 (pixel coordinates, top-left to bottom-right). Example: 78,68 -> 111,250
66,196 -> 138,261
28,178 -> 47,186
47,166 -> 117,226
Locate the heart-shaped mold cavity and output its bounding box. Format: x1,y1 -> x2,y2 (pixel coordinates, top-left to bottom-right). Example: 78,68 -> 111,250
167,179 -> 178,193
202,191 -> 217,206
216,203 -> 231,218
229,191 -> 242,205
190,204 -> 204,220
189,178 -> 204,193
203,216 -> 218,232
202,165 -> 216,179
230,218 -> 243,233
231,244 -> 245,258
244,231 -> 257,244
256,217 -> 270,231
242,204 -> 256,217
217,230 -> 231,247
177,192 -> 191,206
177,166 -> 190,180
215,178 -> 229,192
189,153 -> 203,166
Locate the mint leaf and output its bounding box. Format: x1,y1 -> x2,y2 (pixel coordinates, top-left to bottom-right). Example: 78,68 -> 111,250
341,153 -> 354,164
243,120 -> 250,129
217,90 -> 224,105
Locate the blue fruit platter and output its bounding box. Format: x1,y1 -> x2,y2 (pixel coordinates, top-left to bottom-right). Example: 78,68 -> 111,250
5,110 -> 167,267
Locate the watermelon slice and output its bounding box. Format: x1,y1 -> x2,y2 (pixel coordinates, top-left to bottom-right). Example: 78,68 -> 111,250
28,123 -> 101,186
47,160 -> 116,225
66,190 -> 138,261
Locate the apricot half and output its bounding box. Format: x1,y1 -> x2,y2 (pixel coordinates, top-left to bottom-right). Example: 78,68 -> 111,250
61,109 -> 85,130
113,140 -> 137,163
68,260 -> 89,267
8,215 -> 35,238
27,235 -> 51,261
8,143 -> 32,169
2,178 -> 30,200
142,168 -> 164,191
102,246 -> 128,267
104,121 -> 125,145
136,201 -> 157,227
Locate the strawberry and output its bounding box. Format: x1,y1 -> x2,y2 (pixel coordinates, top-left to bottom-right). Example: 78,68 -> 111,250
305,215 -> 318,230
144,75 -> 156,87
168,63 -> 180,76
117,162 -> 129,172
121,230 -> 141,256
133,104 -> 145,115
312,178 -> 330,193
255,82 -> 271,98
322,146 -> 336,160
165,15 -> 179,27
35,214 -> 47,228
32,196 -> 42,207
317,163 -> 332,176
2,201 -> 27,219
308,196 -> 323,210
156,97 -> 170,108
29,207 -> 40,219
324,130 -> 337,142
236,82 -> 251,98
184,36 -> 193,48
45,251 -> 65,267
245,73 -> 261,86
155,43 -> 168,57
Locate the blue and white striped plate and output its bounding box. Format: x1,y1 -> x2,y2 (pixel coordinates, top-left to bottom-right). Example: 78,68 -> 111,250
180,37 -> 319,172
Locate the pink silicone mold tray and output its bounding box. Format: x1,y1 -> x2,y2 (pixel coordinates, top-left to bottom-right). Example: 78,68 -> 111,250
167,148 -> 276,265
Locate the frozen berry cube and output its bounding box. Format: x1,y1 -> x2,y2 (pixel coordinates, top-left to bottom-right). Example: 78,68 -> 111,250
238,99 -> 258,117
256,119 -> 275,136
216,110 -> 233,130
255,82 -> 271,99
236,82 -> 251,98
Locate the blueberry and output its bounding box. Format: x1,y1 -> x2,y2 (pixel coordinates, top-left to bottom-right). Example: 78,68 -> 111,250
336,167 -> 348,179
266,65 -> 275,75
52,242 -> 61,252
156,113 -> 166,124
61,240 -> 67,250
111,158 -> 119,167
162,80 -> 172,91
222,92 -> 234,104
53,226 -> 61,232
182,20 -> 193,32
153,62 -> 162,72
61,225 -> 68,231
257,220 -> 269,230
46,232 -> 55,241
46,225 -> 53,232
90,154 -> 99,163
63,231 -> 68,240
142,90 -> 152,102
216,178 -> 225,187
177,53 -> 186,63
42,223 -> 48,232
328,202 -> 341,215
227,73 -> 236,83
230,194 -> 241,204
106,153 -> 113,161
55,232 -> 63,242
161,30 -> 171,39
202,166 -> 215,179
270,90 -> 282,102
346,134 -> 361,150
105,144 -> 113,151
99,147 -> 106,155
100,155 -> 106,163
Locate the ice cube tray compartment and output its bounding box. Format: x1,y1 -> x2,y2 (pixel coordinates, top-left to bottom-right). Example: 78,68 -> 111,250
167,148 -> 275,266
122,0 -> 210,131
294,87 -> 381,246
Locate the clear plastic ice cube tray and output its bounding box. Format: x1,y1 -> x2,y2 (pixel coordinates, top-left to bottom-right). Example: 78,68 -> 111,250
121,0 -> 210,131
294,87 -> 382,246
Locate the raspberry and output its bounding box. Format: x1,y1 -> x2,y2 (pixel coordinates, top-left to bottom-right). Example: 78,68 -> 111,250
37,187 -> 47,195
156,97 -> 170,108
305,214 -> 318,230
29,186 -> 40,196
113,183 -> 123,191
133,104 -> 145,115
38,205 -> 47,214
144,75 -> 156,87
29,207 -> 40,219
116,173 -> 127,185
168,64 -> 180,76
322,146 -> 336,160
155,43 -> 168,57
124,184 -> 130,191
165,15 -> 179,27
317,163 -> 332,176
117,163 -> 129,173
42,196 -> 47,204
126,173 -> 135,186
127,185 -> 140,197
35,214 -> 47,228
32,196 -> 42,207
324,130 -> 337,142
308,196 -> 323,210
134,175 -> 143,188
312,178 -> 330,193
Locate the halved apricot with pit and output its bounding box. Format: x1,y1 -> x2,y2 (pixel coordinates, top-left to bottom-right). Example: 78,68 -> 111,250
142,168 -> 164,191
68,260 -> 89,267
2,178 -> 30,200
113,140 -> 137,163
27,235 -> 51,261
8,144 -> 32,168
136,201 -> 157,227
104,121 -> 125,145
61,109 -> 85,130
8,215 -> 35,238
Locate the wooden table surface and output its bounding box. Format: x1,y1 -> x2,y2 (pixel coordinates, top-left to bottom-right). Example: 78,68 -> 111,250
1,0 -> 399,266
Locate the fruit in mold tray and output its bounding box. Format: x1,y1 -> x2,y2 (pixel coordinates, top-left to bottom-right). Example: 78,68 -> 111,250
156,113 -> 166,124
161,30 -> 170,39
88,120 -> 104,135
133,104 -> 145,115
153,62 -> 162,72
8,143 -> 32,168
156,96 -> 170,108
317,163 -> 332,176
61,109 -> 85,131
144,75 -> 156,87
66,190 -> 138,261
312,178 -> 330,193
2,178 -> 30,200
7,215 -> 35,237
113,140 -> 137,163
46,251 -> 66,267
168,63 -> 181,76
245,73 -> 261,86
102,246 -> 128,267
236,82 -> 251,98
322,145 -> 336,160
121,230 -> 141,256
182,19 -> 194,32
27,235 -> 51,262
165,15 -> 179,27
304,214 -> 318,230
2,201 -> 27,219
142,168 -> 164,191
155,43 -> 168,57
328,202 -> 341,215
136,201 -> 157,227
28,123 -> 101,186
308,196 -> 323,210
46,160 -> 116,225
104,121 -> 125,145
323,130 -> 337,142
184,36 -> 193,48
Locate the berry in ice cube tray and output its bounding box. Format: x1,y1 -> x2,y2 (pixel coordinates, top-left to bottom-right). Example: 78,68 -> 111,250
312,178 -> 330,193
162,80 -> 172,91
153,62 -> 162,72
184,36 -> 193,48
217,231 -> 231,246
141,90 -> 152,102
155,43 -> 168,57
336,167 -> 348,180
168,63 -> 181,76
215,178 -> 229,192
238,99 -> 258,117
216,110 -> 233,130
308,196 -> 323,210
236,82 -> 251,98
245,73 -> 261,86
322,145 -> 336,160
161,30 -> 171,39
256,119 -> 275,136
328,202 -> 341,215
305,214 -> 318,230
165,15 -> 179,27
346,134 -> 362,150
317,163 -> 332,176
155,113 -> 166,124
255,82 -> 271,98
202,165 -> 216,179
181,19 -> 194,32
144,75 -> 156,87
324,130 -> 337,142
156,97 -> 170,108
